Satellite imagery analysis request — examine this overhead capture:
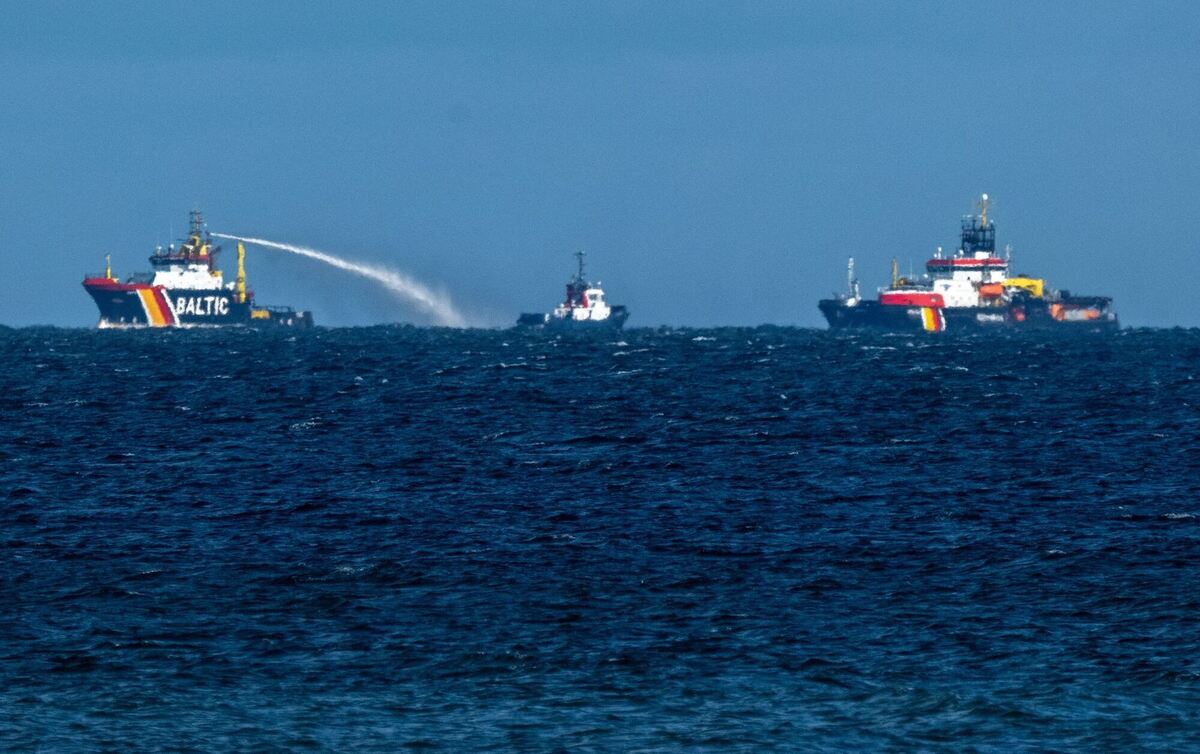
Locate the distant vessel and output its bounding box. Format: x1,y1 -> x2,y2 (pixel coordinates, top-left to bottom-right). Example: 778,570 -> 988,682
517,251 -> 629,329
819,194 -> 1118,332
82,211 -> 313,328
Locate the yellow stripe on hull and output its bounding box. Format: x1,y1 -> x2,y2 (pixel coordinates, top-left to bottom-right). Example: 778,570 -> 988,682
137,289 -> 167,326
921,307 -> 945,332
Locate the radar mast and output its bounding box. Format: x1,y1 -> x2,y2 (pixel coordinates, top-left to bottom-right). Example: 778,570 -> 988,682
574,250 -> 587,284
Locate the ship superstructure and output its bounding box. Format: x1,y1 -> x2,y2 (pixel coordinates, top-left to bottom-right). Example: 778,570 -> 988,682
819,194 -> 1117,332
517,251 -> 629,329
82,210 -> 312,328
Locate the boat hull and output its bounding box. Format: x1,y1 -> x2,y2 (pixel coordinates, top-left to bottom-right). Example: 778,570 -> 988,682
819,299 -> 1118,333
83,279 -> 313,328
517,306 -> 629,330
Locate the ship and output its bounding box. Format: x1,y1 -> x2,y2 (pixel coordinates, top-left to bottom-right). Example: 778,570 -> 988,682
82,210 -> 313,328
818,194 -> 1118,333
517,251 -> 629,329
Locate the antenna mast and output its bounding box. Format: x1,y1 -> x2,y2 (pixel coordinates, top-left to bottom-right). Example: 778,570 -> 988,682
188,209 -> 204,236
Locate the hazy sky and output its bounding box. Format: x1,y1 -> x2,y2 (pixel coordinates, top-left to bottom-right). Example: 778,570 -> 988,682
1,1 -> 1196,327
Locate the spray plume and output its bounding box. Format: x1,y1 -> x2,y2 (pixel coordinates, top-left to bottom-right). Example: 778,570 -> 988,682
212,234 -> 467,327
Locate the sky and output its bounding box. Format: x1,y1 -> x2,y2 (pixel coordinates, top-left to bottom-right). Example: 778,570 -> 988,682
0,0 -> 1197,327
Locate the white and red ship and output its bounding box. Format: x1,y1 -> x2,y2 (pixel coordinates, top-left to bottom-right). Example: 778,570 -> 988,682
82,211 -> 312,329
517,251 -> 629,330
819,195 -> 1117,332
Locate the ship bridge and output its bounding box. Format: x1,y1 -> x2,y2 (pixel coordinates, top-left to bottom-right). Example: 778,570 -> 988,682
150,210 -> 220,268
923,194 -> 1008,307
148,209 -> 225,289
925,194 -> 1007,282
925,254 -> 1008,282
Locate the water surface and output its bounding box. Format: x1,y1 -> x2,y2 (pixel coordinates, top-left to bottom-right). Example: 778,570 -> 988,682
2,326 -> 1198,751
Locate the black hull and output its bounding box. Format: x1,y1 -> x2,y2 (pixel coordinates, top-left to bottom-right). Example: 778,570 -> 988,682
84,283 -> 313,328
819,299 -> 1119,333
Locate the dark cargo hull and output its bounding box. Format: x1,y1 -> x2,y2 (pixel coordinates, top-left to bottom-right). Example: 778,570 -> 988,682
84,281 -> 312,328
819,299 -> 1118,333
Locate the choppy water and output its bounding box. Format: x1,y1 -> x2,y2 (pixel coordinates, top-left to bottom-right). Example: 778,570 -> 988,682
2,326 -> 1199,751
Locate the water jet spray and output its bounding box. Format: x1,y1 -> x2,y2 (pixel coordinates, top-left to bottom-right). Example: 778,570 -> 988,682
212,234 -> 468,327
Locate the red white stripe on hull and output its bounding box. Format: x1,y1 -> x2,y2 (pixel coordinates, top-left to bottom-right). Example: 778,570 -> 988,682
879,291 -> 945,308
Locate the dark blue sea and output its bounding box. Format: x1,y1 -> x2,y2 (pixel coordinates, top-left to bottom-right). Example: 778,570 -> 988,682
3,326 -> 1199,751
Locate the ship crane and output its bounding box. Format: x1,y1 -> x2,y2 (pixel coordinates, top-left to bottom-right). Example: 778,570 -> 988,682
236,241 -> 248,304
